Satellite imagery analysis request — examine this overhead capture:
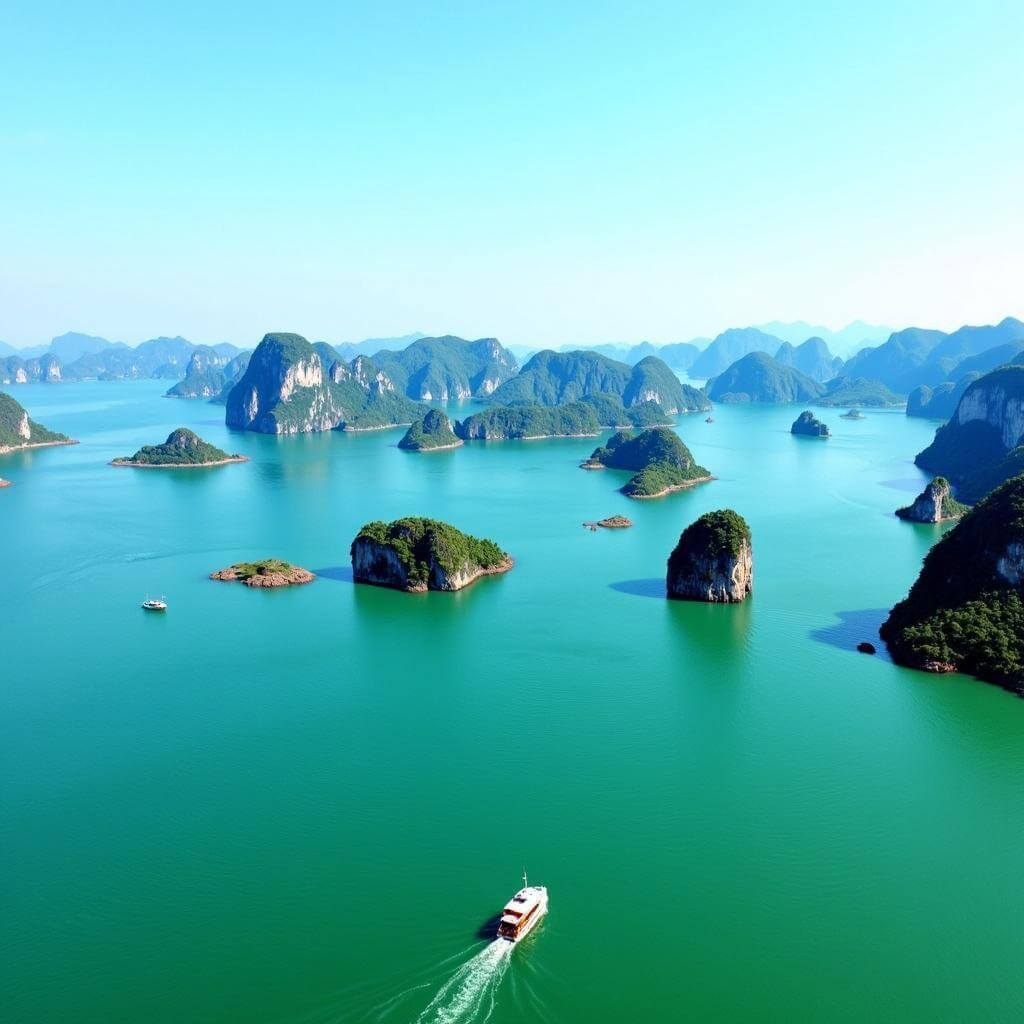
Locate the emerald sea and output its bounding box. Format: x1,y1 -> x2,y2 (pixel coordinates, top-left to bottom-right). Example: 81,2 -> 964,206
4,380 -> 1024,1023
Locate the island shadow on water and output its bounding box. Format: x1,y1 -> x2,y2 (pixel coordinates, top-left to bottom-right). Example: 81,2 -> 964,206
609,578 -> 665,599
311,565 -> 354,583
811,609 -> 892,661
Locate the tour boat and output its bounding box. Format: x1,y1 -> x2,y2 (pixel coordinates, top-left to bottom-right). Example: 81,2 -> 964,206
705,416 -> 714,423
496,873 -> 548,942
141,597 -> 167,611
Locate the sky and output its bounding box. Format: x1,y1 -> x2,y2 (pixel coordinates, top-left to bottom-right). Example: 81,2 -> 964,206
1,0 -> 1022,348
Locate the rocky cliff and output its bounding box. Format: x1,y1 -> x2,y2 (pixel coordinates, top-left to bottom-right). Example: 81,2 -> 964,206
0,392 -> 71,452
666,509 -> 753,602
225,333 -> 424,434
915,365 -> 1024,502
791,410 -> 830,437
895,477 -> 968,523
707,352 -> 825,404
350,517 -> 512,592
370,336 -> 517,400
881,473 -> 1024,692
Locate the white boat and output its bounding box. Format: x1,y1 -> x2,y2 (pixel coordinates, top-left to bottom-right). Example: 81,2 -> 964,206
496,873 -> 548,942
141,597 -> 167,611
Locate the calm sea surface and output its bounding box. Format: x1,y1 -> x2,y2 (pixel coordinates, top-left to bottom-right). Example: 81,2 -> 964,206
3,380 -> 1024,1023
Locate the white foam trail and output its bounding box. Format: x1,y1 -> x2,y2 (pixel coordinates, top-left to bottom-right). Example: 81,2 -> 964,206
414,940 -> 513,1024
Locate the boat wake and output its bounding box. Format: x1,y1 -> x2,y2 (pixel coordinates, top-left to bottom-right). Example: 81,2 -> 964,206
413,939 -> 513,1024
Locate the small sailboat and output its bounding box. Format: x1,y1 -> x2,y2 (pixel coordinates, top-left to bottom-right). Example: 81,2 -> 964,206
141,596 -> 167,611
497,871 -> 548,942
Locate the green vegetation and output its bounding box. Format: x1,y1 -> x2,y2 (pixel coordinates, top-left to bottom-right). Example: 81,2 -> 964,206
456,402 -> 601,439
220,559 -> 297,579
706,352 -> 825,403
670,509 -> 751,564
622,356 -> 708,414
225,332 -> 426,433
352,517 -> 508,589
116,427 -> 241,465
399,409 -> 462,450
818,377 -> 903,407
370,336 -> 518,400
586,428 -> 711,497
915,366 -> 1024,503
881,473 -> 1024,691
0,391 -> 69,450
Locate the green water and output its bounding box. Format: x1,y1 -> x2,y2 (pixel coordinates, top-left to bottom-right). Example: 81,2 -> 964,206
4,381 -> 1024,1023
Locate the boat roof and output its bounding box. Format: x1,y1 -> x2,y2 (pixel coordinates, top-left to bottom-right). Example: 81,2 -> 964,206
502,886 -> 544,917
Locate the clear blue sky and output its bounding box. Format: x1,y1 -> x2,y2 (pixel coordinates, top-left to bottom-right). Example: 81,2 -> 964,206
2,0 -> 1022,347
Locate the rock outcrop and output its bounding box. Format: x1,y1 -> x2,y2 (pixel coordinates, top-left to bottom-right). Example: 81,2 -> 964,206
225,333 -> 424,434
666,509 -> 753,602
791,410 -> 830,437
399,409 -> 462,451
351,517 -> 512,592
915,365 -> 1024,503
371,336 -> 518,400
881,473 -> 1024,693
895,477 -> 968,523
211,559 -> 314,587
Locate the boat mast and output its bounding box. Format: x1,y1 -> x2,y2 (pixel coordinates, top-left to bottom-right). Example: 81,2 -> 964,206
522,867 -> 528,888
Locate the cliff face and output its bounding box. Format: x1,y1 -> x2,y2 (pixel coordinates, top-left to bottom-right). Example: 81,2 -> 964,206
881,474 -> 1024,692
915,365 -> 1024,502
667,510 -> 753,602
350,517 -> 512,592
0,392 -> 70,451
225,333 -> 423,434
370,336 -> 518,401
896,477 -> 967,523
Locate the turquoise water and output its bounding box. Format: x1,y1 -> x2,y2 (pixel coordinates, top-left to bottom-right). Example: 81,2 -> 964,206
4,381 -> 1024,1023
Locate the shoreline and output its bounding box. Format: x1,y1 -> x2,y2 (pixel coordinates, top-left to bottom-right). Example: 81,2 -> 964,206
402,440 -> 464,452
340,422 -> 413,433
0,438 -> 78,456
110,455 -> 249,469
626,474 -> 715,500
357,555 -> 515,593
465,432 -> 601,442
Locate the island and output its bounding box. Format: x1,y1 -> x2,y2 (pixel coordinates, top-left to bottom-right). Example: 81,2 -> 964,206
840,408 -> 866,420
488,349 -> 708,414
706,352 -> 825,404
225,332 -> 425,434
817,376 -> 903,408
597,515 -> 632,528
582,427 -> 711,499
667,509 -> 753,603
351,517 -> 513,592
211,559 -> 315,587
880,473 -> 1024,692
456,402 -> 602,440
0,392 -> 75,454
914,364 -> 1024,503
791,410 -> 830,437
896,477 -> 968,523
111,427 -> 247,468
398,409 -> 463,451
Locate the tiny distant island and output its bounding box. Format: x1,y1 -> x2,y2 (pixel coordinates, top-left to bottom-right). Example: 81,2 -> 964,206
667,509 -> 753,603
351,517 -> 513,592
0,392 -> 76,454
211,559 -> 315,588
841,408 -> 866,420
582,427 -> 711,498
791,410 -> 830,437
399,410 -> 463,451
111,428 -> 247,468
896,477 -> 968,523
